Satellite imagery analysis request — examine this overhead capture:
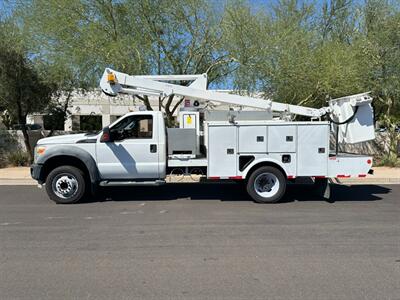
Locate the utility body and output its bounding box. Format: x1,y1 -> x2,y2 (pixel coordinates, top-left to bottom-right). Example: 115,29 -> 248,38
31,69 -> 375,204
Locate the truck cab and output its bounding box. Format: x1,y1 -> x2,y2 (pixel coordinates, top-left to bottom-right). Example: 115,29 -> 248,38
96,111 -> 166,180
31,111 -> 167,203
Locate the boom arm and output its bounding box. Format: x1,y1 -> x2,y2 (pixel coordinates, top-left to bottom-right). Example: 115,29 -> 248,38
100,68 -> 375,143
100,68 -> 327,118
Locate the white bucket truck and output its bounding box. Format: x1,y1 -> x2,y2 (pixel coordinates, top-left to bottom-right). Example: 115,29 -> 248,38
31,68 -> 375,204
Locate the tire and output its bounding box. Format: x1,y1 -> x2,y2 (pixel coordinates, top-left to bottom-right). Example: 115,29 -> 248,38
246,166 -> 286,203
45,166 -> 86,204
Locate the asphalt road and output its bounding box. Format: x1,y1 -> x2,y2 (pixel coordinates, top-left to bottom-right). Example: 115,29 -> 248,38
0,183 -> 399,299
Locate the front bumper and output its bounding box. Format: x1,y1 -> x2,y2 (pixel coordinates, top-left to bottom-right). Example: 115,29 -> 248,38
30,164 -> 44,184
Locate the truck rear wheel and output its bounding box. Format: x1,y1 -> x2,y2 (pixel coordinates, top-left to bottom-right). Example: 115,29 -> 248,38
247,166 -> 286,203
45,166 -> 86,204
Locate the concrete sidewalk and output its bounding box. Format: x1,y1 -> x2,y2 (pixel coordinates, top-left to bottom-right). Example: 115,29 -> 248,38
0,167 -> 37,185
0,166 -> 399,185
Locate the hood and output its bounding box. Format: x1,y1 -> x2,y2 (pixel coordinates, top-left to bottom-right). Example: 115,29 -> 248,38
36,133 -> 98,145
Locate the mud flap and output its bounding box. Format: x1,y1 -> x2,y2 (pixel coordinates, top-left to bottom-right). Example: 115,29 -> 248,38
314,178 -> 332,202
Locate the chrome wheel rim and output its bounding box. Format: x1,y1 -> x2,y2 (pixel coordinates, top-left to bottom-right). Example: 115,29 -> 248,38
52,173 -> 79,199
254,173 -> 279,198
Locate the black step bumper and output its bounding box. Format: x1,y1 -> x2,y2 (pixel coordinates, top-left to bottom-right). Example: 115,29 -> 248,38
30,164 -> 44,184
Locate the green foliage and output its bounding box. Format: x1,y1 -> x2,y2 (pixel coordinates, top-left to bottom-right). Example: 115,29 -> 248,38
0,20 -> 55,161
3,0 -> 399,119
0,47 -> 52,122
377,115 -> 400,166
375,154 -> 400,168
222,0 -> 400,117
7,150 -> 30,167
0,130 -> 19,167
14,0 -> 233,123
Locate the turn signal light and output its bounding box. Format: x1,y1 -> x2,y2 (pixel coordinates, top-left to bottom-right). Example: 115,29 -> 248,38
36,146 -> 46,155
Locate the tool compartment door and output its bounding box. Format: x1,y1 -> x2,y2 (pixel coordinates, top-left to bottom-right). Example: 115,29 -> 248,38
268,125 -> 296,153
238,125 -> 267,153
208,125 -> 237,177
297,124 -> 329,176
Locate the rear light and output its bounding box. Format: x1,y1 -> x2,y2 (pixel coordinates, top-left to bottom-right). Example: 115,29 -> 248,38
367,159 -> 372,164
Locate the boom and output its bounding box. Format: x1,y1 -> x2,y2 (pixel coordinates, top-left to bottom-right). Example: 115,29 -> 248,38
100,68 -> 327,118
99,68 -> 375,143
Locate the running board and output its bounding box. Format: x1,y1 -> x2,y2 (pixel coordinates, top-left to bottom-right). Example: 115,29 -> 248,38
99,180 -> 166,187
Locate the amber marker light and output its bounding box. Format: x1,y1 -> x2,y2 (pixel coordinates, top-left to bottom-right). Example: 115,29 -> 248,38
36,146 -> 46,156
107,72 -> 116,84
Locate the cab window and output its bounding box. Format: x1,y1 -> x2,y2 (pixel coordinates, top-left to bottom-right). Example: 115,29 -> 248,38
111,115 -> 153,140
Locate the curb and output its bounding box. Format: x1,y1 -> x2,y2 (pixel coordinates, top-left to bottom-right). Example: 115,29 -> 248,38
0,179 -> 37,186
334,178 -> 400,185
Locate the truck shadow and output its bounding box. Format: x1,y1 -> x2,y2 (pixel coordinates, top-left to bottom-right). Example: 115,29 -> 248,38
86,183 -> 391,203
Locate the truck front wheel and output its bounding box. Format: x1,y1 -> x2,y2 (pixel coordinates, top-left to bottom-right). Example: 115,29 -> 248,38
247,166 -> 286,203
45,166 -> 86,204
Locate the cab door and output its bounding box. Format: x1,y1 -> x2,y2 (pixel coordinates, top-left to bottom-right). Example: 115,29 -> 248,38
96,114 -> 160,179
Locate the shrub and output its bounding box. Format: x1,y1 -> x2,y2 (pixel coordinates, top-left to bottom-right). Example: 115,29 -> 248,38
7,151 -> 30,167
375,116 -> 400,167
0,152 -> 7,168
0,130 -> 19,151
375,154 -> 400,168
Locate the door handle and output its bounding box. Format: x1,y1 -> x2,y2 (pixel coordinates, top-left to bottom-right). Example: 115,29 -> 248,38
150,144 -> 157,153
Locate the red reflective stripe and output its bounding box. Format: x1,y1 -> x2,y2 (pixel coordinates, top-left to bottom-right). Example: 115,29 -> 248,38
209,176 -> 220,180
337,175 -> 351,178
229,176 -> 243,180
358,174 -> 367,177
287,175 -> 295,179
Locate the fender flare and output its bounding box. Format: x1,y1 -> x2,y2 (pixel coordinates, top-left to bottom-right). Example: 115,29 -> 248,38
37,146 -> 100,184
241,157 -> 288,179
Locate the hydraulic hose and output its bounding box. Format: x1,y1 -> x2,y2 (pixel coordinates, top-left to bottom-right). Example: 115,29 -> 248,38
327,106 -> 359,125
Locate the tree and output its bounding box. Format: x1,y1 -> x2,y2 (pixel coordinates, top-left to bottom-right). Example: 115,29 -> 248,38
360,0 -> 400,118
129,0 -> 234,125
16,0 -> 233,125
320,0 -> 358,44
223,1 -> 368,110
10,0 -> 400,126
0,21 -> 54,162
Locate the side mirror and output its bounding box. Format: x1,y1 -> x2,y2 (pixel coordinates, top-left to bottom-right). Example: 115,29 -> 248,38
100,126 -> 113,143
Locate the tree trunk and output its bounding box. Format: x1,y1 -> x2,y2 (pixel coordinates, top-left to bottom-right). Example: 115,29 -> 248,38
16,102 -> 33,163
135,95 -> 153,111
21,125 -> 33,163
164,95 -> 177,127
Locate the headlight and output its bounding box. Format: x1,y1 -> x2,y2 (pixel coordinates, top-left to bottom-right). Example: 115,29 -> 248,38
34,146 -> 46,162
